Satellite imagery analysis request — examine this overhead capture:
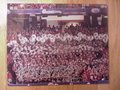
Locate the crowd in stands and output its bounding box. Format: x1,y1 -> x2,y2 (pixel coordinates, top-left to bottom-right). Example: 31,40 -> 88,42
7,21 -> 109,85
8,4 -> 83,10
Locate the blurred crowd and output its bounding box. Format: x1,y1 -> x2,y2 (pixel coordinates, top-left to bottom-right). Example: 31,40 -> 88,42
7,23 -> 109,85
8,4 -> 82,10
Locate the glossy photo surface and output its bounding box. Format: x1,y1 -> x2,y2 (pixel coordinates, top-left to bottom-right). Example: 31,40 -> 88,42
7,4 -> 108,86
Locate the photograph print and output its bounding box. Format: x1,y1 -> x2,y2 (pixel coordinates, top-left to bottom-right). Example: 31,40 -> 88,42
7,4 -> 109,86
